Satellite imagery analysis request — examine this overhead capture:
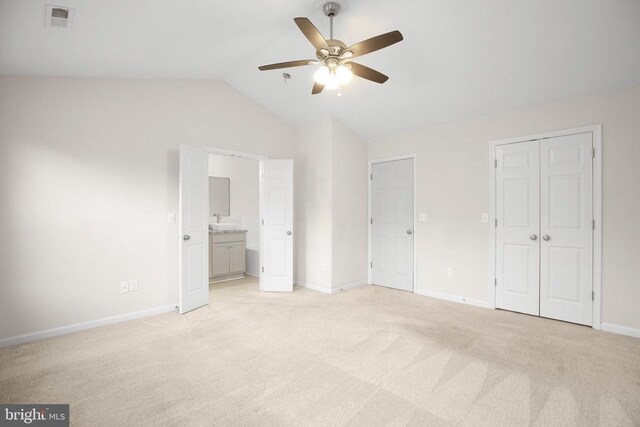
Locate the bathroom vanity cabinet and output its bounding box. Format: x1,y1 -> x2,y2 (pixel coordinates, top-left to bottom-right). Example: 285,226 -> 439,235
209,231 -> 246,282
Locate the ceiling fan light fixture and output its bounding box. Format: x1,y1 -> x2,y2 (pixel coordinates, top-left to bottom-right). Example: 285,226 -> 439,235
314,66 -> 341,90
336,65 -> 352,84
258,3 -> 404,95
314,65 -> 330,84
325,77 -> 340,91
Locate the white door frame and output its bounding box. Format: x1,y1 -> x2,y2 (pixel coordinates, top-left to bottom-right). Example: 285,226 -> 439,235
203,146 -> 267,161
367,154 -> 417,292
488,125 -> 603,329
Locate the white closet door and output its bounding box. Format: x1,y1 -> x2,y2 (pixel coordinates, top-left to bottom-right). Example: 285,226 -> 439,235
371,158 -> 414,292
495,141 -> 540,316
539,133 -> 593,325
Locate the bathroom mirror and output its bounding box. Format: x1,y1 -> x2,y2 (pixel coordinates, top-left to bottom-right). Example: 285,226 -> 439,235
209,177 -> 230,217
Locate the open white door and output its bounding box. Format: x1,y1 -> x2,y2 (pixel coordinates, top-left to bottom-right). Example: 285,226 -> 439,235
260,159 -> 293,292
179,144 -> 209,313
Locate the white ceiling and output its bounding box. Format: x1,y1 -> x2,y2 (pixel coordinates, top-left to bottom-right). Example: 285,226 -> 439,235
2,0 -> 640,139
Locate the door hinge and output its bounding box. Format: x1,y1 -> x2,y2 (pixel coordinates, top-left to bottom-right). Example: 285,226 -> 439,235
494,159 -> 497,168
495,218 -> 498,227
593,219 -> 595,230
261,266 -> 264,273
592,290 -> 594,301
592,147 -> 596,158
370,262 -> 373,268
262,219 -> 264,225
370,173 -> 373,180
494,278 -> 497,287
370,218 -> 373,224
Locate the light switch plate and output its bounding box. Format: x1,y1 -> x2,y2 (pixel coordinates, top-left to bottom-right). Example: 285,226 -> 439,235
168,213 -> 176,224
481,213 -> 489,223
129,280 -> 138,292
120,282 -> 129,293
419,213 -> 428,222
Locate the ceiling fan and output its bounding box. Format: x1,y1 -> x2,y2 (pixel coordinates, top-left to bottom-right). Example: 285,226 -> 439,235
258,2 -> 403,95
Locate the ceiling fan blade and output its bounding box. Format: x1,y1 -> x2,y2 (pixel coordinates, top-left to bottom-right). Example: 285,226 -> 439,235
258,60 -> 317,71
349,62 -> 389,84
312,82 -> 325,95
294,17 -> 330,51
342,30 -> 403,59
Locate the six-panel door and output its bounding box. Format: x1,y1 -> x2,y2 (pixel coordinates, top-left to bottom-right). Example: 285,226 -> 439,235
495,141 -> 540,316
495,133 -> 594,326
260,159 -> 294,292
539,133 -> 593,325
371,158 -> 414,292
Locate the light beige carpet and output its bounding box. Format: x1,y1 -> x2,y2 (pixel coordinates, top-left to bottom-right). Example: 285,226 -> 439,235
1,277 -> 639,426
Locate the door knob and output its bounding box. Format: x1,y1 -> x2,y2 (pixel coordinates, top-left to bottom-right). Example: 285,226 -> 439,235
286,231 -> 292,236
530,234 -> 537,241
542,235 -> 551,241
183,235 -> 191,241
407,230 -> 413,235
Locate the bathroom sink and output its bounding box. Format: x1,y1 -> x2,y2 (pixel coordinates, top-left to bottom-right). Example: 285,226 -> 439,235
210,223 -> 241,232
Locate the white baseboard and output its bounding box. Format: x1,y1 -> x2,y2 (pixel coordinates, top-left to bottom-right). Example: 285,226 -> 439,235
333,280 -> 368,293
0,305 -> 177,348
296,279 -> 368,295
414,289 -> 492,309
295,280 -> 332,295
601,323 -> 640,339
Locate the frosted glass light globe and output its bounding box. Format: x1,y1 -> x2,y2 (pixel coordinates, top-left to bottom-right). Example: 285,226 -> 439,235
314,66 -> 330,84
325,73 -> 340,90
336,65 -> 353,84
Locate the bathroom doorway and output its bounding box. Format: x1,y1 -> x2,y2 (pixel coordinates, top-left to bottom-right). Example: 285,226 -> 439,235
208,152 -> 261,284
178,145 -> 294,313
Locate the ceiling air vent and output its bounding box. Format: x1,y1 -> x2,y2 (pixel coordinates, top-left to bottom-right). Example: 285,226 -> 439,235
45,5 -> 74,28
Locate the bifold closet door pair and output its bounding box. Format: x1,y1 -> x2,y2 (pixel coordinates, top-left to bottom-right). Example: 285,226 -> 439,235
495,132 -> 594,325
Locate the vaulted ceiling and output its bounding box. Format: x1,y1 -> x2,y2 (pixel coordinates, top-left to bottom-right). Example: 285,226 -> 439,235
2,0 -> 640,139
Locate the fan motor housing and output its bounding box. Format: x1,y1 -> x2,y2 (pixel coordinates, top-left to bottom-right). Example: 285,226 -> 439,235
317,39 -> 346,61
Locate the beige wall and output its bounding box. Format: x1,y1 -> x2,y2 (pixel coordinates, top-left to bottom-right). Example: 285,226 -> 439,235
331,118 -> 368,289
209,155 -> 259,221
369,86 -> 640,331
294,116 -> 368,292
0,76 -> 294,341
294,117 -> 334,290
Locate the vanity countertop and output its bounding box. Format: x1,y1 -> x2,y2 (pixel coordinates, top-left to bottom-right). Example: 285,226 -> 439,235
209,229 -> 248,234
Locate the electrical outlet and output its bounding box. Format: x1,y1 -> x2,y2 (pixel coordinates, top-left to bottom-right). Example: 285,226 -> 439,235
321,263 -> 327,272
481,213 -> 489,223
129,280 -> 138,292
419,213 -> 428,222
120,282 -> 129,293
446,267 -> 454,278
167,213 -> 176,224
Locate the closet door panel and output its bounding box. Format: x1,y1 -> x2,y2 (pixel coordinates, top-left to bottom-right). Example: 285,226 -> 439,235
539,133 -> 593,325
495,141 -> 540,316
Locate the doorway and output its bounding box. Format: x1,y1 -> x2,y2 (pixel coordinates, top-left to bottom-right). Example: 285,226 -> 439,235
178,145 -> 294,314
208,154 -> 260,284
490,126 -> 603,327
368,155 -> 416,292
